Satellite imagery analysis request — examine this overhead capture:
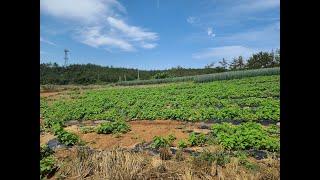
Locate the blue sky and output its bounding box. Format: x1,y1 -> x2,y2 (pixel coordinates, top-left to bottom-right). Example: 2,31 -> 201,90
40,0 -> 280,70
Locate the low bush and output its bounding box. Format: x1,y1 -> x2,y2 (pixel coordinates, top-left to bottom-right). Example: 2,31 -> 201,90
188,132 -> 207,146
151,135 -> 175,149
96,120 -> 131,134
40,144 -> 54,160
178,140 -> 188,149
40,155 -> 57,179
51,123 -> 80,146
40,145 -> 57,179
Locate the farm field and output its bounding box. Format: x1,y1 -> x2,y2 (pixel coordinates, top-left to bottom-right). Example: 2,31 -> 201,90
40,75 -> 280,179
41,75 -> 279,124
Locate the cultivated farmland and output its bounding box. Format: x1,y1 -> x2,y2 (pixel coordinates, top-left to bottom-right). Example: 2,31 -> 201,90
40,74 -> 280,179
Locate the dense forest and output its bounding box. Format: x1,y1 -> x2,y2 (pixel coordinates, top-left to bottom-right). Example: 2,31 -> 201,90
40,50 -> 279,85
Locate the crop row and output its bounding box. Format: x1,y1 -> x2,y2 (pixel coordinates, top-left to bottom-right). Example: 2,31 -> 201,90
116,67 -> 279,86
41,75 -> 279,123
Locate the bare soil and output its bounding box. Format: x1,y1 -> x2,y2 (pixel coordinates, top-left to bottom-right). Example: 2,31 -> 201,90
40,92 -> 60,98
63,120 -> 204,150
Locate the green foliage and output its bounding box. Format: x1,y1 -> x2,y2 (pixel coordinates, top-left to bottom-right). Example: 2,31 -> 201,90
211,122 -> 280,152
40,63 -> 227,85
151,135 -> 175,149
40,155 -> 56,179
194,149 -> 230,167
194,67 -> 279,83
96,122 -> 113,134
41,75 -> 280,123
233,151 -> 259,170
79,126 -> 96,134
178,140 -> 188,149
229,56 -> 246,70
188,132 -> 207,146
57,131 -> 80,146
40,145 -> 56,179
40,144 -> 54,160
117,67 -> 279,86
153,72 -> 172,79
168,134 -> 176,142
246,51 -> 279,69
96,120 -> 131,134
51,123 -> 80,146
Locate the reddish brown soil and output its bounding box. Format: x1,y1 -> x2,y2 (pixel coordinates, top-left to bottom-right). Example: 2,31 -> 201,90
64,120 -> 201,150
40,92 -> 60,97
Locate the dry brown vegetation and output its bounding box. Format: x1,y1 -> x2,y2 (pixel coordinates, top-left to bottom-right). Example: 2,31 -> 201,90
51,146 -> 279,180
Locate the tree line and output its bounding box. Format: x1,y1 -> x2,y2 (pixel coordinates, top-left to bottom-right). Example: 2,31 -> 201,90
40,49 -> 279,85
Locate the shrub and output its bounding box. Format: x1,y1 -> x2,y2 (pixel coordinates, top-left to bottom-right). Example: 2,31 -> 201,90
40,144 -> 54,160
188,132 -> 207,146
96,122 -> 113,134
40,155 -> 57,179
151,135 -> 175,149
234,151 -> 259,170
40,144 -> 57,179
111,121 -> 131,133
153,72 -> 172,79
96,120 -> 131,134
57,131 -> 80,146
192,149 -> 230,176
51,123 -> 80,146
177,140 -> 188,149
151,136 -> 170,149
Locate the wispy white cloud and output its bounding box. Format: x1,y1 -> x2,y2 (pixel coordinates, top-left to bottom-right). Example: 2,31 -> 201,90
207,27 -> 216,38
41,0 -> 158,52
77,27 -> 135,52
192,45 -> 257,60
187,16 -> 197,24
40,37 -> 57,46
140,42 -> 157,49
107,17 -> 158,41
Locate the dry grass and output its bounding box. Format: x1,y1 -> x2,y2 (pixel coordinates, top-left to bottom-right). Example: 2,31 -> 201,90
53,146 -> 279,180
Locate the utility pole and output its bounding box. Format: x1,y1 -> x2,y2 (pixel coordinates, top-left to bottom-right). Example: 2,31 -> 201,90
64,49 -> 69,67
137,69 -> 140,80
124,74 -> 126,81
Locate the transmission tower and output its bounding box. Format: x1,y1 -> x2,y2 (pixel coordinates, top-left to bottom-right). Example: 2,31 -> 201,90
64,49 -> 69,67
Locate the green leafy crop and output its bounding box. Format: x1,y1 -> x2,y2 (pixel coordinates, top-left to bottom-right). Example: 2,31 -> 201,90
40,145 -> 56,179
211,122 -> 279,152
188,132 -> 207,146
40,75 -> 279,123
51,123 -> 80,146
96,120 -> 131,134
178,140 -> 188,149
151,135 -> 176,149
